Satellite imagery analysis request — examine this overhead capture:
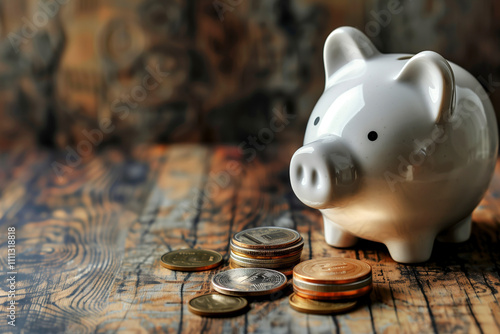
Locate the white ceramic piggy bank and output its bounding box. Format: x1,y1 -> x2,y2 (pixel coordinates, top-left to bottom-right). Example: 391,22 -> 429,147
290,26 -> 498,263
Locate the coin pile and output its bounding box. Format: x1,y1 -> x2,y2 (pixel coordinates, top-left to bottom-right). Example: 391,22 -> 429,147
290,257 -> 372,314
229,227 -> 304,276
160,238 -> 373,316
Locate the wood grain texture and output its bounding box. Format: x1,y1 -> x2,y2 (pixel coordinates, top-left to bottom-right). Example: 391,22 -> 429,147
0,145 -> 499,333
0,146 -> 162,333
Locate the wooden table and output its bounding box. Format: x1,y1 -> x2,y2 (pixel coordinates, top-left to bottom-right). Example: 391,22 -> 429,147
1,145 -> 499,333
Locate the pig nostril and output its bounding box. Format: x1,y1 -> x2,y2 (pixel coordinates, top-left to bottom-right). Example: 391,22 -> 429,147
311,169 -> 318,187
296,165 -> 304,183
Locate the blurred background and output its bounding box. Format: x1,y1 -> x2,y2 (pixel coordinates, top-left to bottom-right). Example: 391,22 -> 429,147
0,0 -> 499,152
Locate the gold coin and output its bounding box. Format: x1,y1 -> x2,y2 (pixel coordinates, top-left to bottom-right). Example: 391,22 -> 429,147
293,257 -> 371,284
289,293 -> 357,314
232,227 -> 301,249
160,249 -> 223,271
188,293 -> 248,317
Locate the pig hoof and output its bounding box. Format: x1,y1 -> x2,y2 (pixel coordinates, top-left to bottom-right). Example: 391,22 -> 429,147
323,217 -> 358,248
436,215 -> 472,243
386,237 -> 435,263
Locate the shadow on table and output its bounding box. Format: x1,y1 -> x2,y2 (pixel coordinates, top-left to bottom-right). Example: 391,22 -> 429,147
343,219 -> 499,273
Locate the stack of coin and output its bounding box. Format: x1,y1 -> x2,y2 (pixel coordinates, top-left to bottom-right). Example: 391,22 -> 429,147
290,257 -> 372,314
229,227 -> 304,275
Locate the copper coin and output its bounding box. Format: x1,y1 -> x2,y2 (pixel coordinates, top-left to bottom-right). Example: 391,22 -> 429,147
160,249 -> 223,271
277,267 -> 295,276
293,284 -> 373,300
289,293 -> 357,314
293,258 -> 371,284
232,227 -> 301,249
188,293 -> 248,317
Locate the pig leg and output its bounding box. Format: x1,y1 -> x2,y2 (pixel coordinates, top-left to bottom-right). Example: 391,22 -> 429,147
436,215 -> 472,243
323,215 -> 358,247
385,234 -> 436,263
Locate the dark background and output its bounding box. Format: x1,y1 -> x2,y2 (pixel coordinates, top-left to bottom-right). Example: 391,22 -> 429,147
0,0 -> 499,151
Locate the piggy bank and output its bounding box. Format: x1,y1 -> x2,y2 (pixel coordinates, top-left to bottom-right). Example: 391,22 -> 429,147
290,26 -> 498,263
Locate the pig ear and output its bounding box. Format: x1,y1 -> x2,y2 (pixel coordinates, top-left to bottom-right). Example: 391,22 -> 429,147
324,27 -> 379,83
396,51 -> 455,124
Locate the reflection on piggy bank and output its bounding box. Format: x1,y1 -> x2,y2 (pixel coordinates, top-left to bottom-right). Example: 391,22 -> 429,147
290,26 -> 498,263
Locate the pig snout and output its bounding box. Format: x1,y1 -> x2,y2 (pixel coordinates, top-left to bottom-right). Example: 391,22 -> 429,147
290,136 -> 357,209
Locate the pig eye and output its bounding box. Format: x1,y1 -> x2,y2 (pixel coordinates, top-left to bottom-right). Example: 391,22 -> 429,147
314,117 -> 320,126
367,131 -> 378,141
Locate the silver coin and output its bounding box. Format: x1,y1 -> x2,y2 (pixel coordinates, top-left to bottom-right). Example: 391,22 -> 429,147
230,238 -> 304,257
292,276 -> 373,292
230,251 -> 302,265
212,268 -> 288,296
229,261 -> 296,276
229,258 -> 301,270
232,227 -> 301,249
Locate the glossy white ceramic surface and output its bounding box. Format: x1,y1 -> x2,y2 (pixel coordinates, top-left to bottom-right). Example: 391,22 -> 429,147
289,26 -> 498,263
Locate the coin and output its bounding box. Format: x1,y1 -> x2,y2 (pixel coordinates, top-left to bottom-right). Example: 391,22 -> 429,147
289,293 -> 357,314
232,227 -> 301,249
230,249 -> 303,260
212,268 -> 288,296
230,251 -> 302,265
292,275 -> 372,292
293,258 -> 371,284
229,258 -> 300,270
230,238 -> 304,258
160,249 -> 223,271
228,259 -> 300,269
229,262 -> 295,276
275,266 -> 295,276
187,293 -> 248,317
293,284 -> 372,300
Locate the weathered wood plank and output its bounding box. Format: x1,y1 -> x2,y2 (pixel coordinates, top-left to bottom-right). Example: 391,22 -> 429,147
0,149 -> 51,222
94,145 -> 240,333
0,147 -> 162,333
